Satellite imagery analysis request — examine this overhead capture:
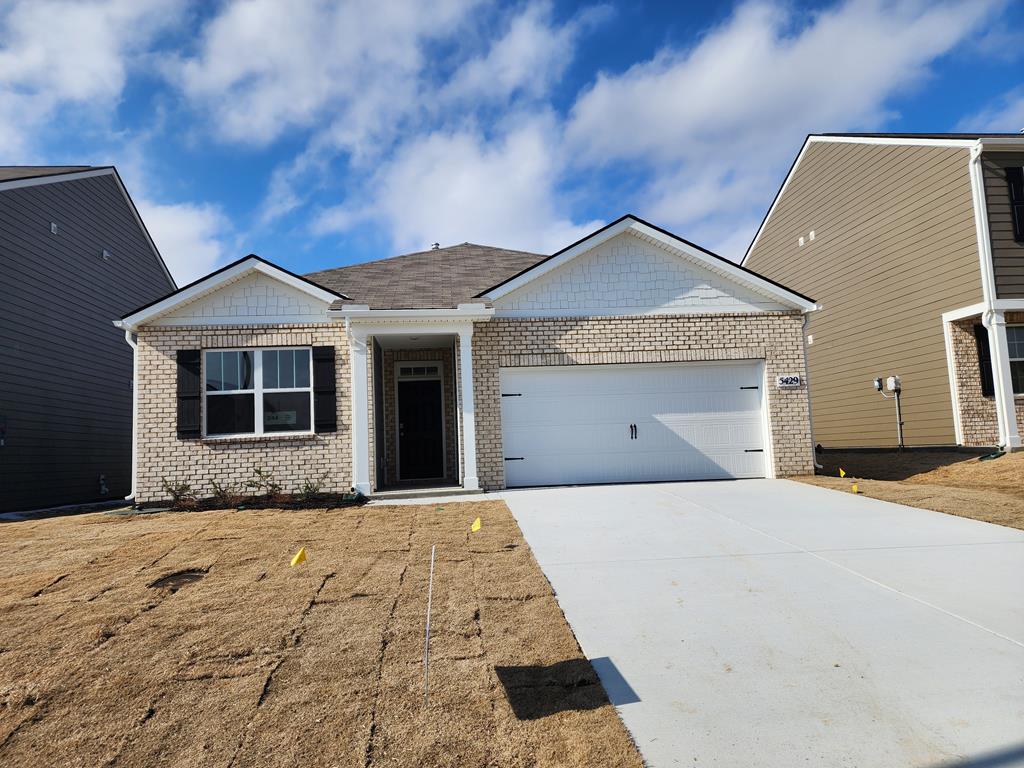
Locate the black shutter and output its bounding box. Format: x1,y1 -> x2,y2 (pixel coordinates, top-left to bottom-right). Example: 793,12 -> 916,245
176,350 -> 202,439
973,325 -> 995,398
312,346 -> 337,433
1006,166 -> 1024,243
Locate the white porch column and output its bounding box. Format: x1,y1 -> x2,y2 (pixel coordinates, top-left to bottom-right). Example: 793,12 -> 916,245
349,327 -> 373,494
987,310 -> 1022,450
458,325 -> 480,490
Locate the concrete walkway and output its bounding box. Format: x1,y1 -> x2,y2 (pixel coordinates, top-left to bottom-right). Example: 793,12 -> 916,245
501,480 -> 1024,768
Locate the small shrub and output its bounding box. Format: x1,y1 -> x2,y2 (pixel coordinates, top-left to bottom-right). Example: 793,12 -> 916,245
298,473 -> 329,501
160,478 -> 197,510
209,480 -> 243,508
246,467 -> 283,499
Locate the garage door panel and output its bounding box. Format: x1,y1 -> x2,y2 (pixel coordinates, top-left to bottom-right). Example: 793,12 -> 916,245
500,362 -> 766,487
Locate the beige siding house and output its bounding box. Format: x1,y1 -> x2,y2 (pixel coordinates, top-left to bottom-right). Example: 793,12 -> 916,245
117,216 -> 817,503
744,133 -> 1024,452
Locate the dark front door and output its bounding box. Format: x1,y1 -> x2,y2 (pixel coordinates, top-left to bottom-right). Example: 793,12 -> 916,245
398,379 -> 444,480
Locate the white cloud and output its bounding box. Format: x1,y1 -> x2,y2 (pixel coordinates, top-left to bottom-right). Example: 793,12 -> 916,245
565,0 -> 1003,257
0,0 -> 183,156
135,197 -> 229,285
958,88 -> 1024,133
440,2 -> 609,107
171,0 -> 480,148
314,116 -> 601,254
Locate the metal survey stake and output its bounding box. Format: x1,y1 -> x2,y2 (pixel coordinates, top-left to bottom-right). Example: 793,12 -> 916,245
423,544 -> 436,707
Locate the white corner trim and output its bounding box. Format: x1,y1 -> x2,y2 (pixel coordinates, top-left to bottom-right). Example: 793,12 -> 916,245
941,318 -> 965,445
485,218 -> 816,312
119,257 -> 342,330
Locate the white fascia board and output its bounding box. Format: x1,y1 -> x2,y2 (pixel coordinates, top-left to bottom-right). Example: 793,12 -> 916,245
742,135 -> 976,266
626,220 -> 817,311
0,167 -> 116,192
119,257 -> 342,330
333,303 -> 494,324
941,302 -> 987,323
482,219 -> 634,301
486,217 -> 815,312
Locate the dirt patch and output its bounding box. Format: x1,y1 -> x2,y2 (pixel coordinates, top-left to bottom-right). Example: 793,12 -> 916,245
0,501 -> 642,767
798,450 -> 1024,530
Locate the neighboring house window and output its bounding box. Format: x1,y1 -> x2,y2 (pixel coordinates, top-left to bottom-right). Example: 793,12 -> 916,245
204,348 -> 312,436
1007,167 -> 1024,243
1009,326 -> 1024,395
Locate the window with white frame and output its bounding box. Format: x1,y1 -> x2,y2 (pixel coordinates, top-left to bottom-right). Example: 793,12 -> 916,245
1009,326 -> 1024,395
204,348 -> 312,436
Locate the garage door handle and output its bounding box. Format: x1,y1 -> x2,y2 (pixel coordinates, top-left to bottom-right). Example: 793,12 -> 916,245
740,386 -> 759,390
744,449 -> 763,453
504,457 -> 524,461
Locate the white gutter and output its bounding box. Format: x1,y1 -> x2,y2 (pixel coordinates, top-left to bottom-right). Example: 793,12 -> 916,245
969,140 -> 1022,450
115,322 -> 139,502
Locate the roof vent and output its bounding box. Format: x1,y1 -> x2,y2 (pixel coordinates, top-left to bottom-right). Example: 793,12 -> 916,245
50,222 -> 58,235
102,249 -> 111,261
431,242 -> 440,250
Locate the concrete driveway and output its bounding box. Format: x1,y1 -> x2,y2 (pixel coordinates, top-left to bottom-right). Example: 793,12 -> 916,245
501,480 -> 1024,768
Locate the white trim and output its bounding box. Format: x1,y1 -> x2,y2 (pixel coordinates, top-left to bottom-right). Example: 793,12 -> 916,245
148,314 -> 333,328
119,256 -> 341,329
123,330 -> 139,500
978,138 -> 1024,150
941,302 -> 988,323
458,327 -> 479,490
743,135 -> 977,266
202,347 -> 315,439
942,319 -> 965,445
484,218 -> 816,312
969,140 -> 1022,449
759,360 -> 775,479
348,326 -> 372,495
334,304 -> 494,323
394,359 -> 446,482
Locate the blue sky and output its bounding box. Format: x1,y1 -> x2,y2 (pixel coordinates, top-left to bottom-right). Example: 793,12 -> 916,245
2,0 -> 1023,284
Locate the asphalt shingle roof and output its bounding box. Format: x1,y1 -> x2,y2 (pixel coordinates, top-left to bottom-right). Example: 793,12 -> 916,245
0,166 -> 92,182
306,243 -> 546,310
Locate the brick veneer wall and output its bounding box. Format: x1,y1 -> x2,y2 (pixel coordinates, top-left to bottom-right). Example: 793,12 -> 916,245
470,312 -> 814,490
379,346 -> 458,485
950,313 -> 1024,446
135,323 -> 351,503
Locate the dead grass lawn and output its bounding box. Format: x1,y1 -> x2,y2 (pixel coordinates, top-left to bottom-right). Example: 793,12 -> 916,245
0,501 -> 643,767
798,450 -> 1024,530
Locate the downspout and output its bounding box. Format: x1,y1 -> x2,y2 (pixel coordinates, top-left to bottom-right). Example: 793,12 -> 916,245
121,325 -> 139,502
969,140 -> 1019,449
803,307 -> 823,470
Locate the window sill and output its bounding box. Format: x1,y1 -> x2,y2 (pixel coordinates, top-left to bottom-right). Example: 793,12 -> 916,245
200,433 -> 318,445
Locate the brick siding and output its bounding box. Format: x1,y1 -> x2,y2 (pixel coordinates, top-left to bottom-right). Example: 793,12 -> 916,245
135,323 -> 350,503
471,312 -> 814,490
950,313 -> 1024,446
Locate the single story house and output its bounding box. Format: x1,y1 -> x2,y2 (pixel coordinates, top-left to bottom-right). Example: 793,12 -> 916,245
116,215 -> 818,502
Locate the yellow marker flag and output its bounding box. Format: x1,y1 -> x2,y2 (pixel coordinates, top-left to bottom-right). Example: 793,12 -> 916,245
471,517 -> 481,533
851,483 -> 859,494
290,547 -> 307,567
839,468 -> 846,478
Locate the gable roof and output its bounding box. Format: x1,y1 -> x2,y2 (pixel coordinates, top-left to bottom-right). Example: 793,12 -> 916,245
0,165 -> 176,289
742,132 -> 1024,266
479,214 -> 816,310
118,254 -> 347,329
307,243 -> 546,310
0,165 -> 92,182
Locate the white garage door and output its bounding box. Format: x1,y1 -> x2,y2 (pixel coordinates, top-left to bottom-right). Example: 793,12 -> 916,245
499,361 -> 766,487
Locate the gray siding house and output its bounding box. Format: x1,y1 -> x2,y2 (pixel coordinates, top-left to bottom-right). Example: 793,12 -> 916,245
0,167 -> 176,512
